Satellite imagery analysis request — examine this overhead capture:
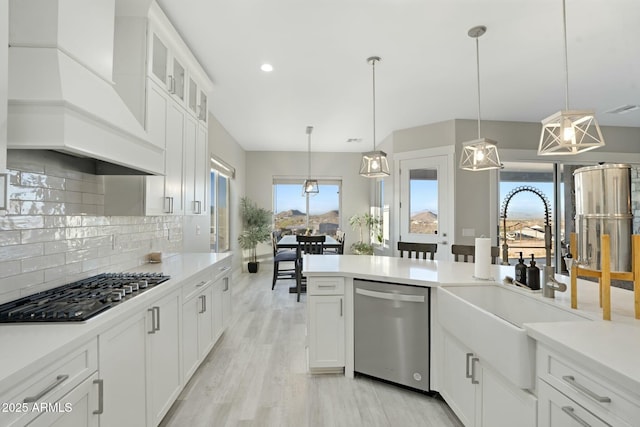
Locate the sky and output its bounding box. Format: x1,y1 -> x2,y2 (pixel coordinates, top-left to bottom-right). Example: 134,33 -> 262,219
274,184 -> 340,215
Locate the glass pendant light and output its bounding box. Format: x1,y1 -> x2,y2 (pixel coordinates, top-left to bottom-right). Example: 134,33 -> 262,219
538,0 -> 605,155
302,126 -> 319,195
359,56 -> 390,178
459,25 -> 501,171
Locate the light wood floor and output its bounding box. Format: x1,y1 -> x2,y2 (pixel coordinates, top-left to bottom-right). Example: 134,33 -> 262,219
160,270 -> 463,427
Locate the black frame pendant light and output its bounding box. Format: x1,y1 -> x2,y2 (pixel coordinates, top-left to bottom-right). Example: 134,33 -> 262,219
359,56 -> 390,178
302,126 -> 319,195
459,25 -> 501,171
538,0 -> 605,155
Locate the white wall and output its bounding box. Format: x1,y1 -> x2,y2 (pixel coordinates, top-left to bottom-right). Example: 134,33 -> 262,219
0,0 -> 7,172
245,150 -> 371,261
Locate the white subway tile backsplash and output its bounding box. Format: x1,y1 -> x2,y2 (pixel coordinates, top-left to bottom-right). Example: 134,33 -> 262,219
1,152 -> 185,299
22,253 -> 66,273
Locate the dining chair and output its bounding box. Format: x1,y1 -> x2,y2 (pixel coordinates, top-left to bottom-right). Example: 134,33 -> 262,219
271,232 -> 297,290
324,232 -> 345,254
295,235 -> 327,301
397,241 -> 437,260
451,244 -> 500,264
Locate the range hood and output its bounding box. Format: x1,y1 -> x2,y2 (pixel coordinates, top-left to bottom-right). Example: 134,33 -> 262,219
7,0 -> 164,175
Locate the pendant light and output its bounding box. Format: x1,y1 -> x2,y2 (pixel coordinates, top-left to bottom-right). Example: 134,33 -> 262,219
459,25 -> 501,171
302,126 -> 319,195
359,56 -> 390,178
538,0 -> 604,155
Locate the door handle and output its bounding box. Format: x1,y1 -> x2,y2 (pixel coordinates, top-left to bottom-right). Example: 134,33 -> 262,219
93,379 -> 104,415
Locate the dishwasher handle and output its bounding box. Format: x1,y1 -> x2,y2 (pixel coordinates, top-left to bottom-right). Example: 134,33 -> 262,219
355,287 -> 425,303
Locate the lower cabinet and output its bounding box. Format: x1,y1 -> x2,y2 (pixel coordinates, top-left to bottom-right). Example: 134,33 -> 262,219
537,344 -> 640,427
182,272 -> 214,381
27,372 -> 100,427
307,277 -> 345,371
440,331 -> 536,427
99,289 -> 182,427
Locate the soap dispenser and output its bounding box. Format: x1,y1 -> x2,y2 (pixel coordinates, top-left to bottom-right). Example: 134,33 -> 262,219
527,254 -> 540,290
515,252 -> 527,285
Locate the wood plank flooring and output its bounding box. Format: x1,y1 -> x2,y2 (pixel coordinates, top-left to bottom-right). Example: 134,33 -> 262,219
160,271 -> 463,427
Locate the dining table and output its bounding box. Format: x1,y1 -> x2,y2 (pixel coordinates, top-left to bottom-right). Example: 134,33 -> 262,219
276,234 -> 342,294
276,234 -> 342,250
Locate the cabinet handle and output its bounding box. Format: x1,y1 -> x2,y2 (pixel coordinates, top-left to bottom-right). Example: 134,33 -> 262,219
199,295 -> 206,314
465,353 -> 474,379
168,75 -> 175,93
147,308 -> 156,334
470,357 -> 479,384
93,379 -> 104,415
164,197 -> 171,214
194,200 -> 202,214
196,280 -> 208,288
169,197 -> 174,214
23,374 -> 69,403
561,406 -> 591,427
562,375 -> 611,403
340,298 -> 343,317
223,278 -> 229,292
154,306 -> 161,332
318,285 -> 336,289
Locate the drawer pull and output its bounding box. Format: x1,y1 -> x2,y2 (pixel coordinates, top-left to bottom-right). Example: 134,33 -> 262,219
562,375 -> 611,403
93,379 -> 104,415
318,285 -> 336,289
219,266 -> 230,272
23,374 -> 69,403
196,281 -> 208,287
465,353 -> 473,379
561,406 -> 591,427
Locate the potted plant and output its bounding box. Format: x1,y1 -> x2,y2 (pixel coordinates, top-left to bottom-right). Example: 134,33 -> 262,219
349,212 -> 382,255
238,197 -> 272,273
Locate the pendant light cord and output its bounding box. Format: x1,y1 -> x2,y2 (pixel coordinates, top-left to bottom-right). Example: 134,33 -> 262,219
475,36 -> 482,139
562,0 -> 570,110
372,59 -> 377,151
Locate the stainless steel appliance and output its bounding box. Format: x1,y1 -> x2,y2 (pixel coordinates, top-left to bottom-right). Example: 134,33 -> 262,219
574,164 -> 632,272
0,273 -> 170,323
354,279 -> 430,392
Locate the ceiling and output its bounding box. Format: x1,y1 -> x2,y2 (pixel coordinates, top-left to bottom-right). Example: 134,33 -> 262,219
156,0 -> 640,153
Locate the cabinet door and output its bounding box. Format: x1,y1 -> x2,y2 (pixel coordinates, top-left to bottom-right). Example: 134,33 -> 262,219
98,312 -> 147,427
188,77 -> 198,116
145,81 -> 169,215
164,99 -> 184,214
481,366 -> 536,427
151,33 -> 169,89
221,276 -> 232,330
183,114 -> 198,215
538,380 -> 611,427
440,333 -> 478,427
147,290 -> 182,426
171,58 -> 186,102
198,90 -> 208,122
27,372 -> 100,427
182,293 -> 200,381
198,285 -> 214,358
194,124 -> 208,214
308,295 -> 345,369
212,278 -> 224,342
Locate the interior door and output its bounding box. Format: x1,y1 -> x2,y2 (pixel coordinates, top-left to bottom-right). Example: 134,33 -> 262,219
399,155 -> 452,260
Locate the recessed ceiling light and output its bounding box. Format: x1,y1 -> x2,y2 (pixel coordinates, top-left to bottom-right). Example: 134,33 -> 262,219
260,63 -> 273,72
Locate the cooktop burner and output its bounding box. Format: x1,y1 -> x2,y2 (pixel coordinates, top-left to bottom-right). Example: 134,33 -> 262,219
0,272 -> 170,323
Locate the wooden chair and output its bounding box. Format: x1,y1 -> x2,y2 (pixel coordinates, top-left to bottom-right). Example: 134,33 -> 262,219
271,232 -> 297,290
397,242 -> 437,260
451,244 -> 500,264
295,235 -> 327,301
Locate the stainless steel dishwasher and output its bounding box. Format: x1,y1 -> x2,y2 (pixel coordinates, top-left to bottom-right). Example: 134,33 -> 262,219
354,279 -> 430,392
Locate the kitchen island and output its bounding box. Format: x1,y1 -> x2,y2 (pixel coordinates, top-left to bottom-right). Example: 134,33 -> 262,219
303,254 -> 640,427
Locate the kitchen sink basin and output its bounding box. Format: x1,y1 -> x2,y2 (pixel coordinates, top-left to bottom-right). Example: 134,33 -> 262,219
437,283 -> 592,389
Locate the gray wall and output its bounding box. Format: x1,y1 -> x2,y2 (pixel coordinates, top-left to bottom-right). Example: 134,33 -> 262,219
1,1 -> 7,171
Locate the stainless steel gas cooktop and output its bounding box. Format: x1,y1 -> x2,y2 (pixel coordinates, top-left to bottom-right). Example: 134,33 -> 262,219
0,272 -> 170,323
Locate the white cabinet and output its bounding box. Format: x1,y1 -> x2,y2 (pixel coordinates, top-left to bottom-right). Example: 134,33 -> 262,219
182,272 -> 214,381
188,76 -> 208,123
99,311 -> 147,427
99,289 -> 182,427
307,277 -> 345,371
440,331 -> 536,427
147,290 -> 182,426
537,344 -> 640,427
183,115 -> 207,215
0,339 -> 98,427
27,372 -> 100,427
149,32 -> 186,105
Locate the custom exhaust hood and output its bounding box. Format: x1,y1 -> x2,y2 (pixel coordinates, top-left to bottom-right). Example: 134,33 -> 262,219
7,0 -> 164,175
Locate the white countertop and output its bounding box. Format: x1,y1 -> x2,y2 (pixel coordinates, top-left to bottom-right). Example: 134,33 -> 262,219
0,252 -> 231,392
304,254 -> 640,391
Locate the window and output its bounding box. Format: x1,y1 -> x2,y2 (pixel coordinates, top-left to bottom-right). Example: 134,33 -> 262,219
273,179 -> 341,237
408,168 -> 438,235
499,163 -> 556,265
211,157 -> 234,252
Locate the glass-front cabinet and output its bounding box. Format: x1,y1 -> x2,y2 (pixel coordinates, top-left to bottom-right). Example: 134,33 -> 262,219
149,32 -> 186,105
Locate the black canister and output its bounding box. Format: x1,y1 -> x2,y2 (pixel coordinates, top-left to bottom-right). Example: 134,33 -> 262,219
515,252 -> 527,284
526,254 -> 540,290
